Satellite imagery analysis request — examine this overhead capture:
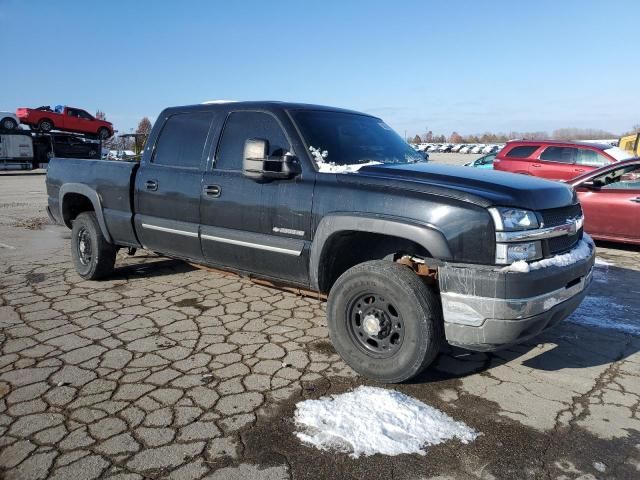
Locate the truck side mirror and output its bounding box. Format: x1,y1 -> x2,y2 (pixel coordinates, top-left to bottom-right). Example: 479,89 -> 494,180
243,138 -> 301,180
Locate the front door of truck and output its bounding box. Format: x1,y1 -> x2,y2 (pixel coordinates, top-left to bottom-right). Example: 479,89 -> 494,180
199,110 -> 314,285
134,111 -> 215,261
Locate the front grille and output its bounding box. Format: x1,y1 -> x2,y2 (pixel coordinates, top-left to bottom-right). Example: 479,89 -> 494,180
546,228 -> 582,255
540,204 -> 582,228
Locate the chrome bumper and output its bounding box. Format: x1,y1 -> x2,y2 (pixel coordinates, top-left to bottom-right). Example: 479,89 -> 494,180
438,240 -> 595,351
441,267 -> 593,327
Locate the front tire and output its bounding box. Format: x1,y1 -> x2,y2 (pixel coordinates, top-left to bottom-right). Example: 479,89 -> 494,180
71,212 -> 117,280
327,260 -> 443,383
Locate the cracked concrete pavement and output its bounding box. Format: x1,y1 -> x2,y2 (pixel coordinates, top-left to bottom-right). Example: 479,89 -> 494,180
1,170 -> 640,479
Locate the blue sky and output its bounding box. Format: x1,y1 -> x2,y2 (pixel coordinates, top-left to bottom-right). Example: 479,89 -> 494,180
1,0 -> 638,136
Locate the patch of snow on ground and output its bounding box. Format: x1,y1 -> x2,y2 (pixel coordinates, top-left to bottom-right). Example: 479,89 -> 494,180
501,236 -> 593,273
595,257 -> 614,266
294,386 -> 479,458
594,461 -> 607,472
568,296 -> 640,336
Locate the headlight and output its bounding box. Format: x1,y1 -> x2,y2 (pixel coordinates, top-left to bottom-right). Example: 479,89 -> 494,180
495,241 -> 542,264
489,207 -> 539,231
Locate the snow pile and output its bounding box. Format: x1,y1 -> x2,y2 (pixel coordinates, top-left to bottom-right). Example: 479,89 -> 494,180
293,386 -> 479,458
595,257 -> 614,266
309,146 -> 382,173
501,235 -> 593,273
568,296 -> 640,336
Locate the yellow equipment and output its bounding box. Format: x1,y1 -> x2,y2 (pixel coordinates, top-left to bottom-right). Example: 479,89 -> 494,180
619,133 -> 640,156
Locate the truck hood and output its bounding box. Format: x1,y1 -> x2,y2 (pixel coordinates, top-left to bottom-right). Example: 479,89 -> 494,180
338,162 -> 576,211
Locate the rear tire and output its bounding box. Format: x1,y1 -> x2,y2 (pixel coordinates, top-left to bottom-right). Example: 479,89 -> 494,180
38,119 -> 53,132
2,117 -> 17,130
97,128 -> 111,140
327,260 -> 443,383
71,212 -> 117,280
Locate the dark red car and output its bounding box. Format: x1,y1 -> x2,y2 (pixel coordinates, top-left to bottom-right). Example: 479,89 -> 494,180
494,140 -> 633,181
569,158 -> 640,245
16,105 -> 113,139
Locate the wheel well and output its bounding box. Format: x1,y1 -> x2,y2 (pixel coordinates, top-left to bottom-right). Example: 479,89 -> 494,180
62,193 -> 94,228
38,118 -> 54,126
317,231 -> 431,293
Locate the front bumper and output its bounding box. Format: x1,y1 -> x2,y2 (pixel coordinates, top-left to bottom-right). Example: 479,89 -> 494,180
438,238 -> 595,351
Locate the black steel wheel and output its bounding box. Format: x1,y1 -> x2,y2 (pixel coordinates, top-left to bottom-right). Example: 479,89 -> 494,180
347,293 -> 405,358
327,260 -> 443,383
71,212 -> 117,280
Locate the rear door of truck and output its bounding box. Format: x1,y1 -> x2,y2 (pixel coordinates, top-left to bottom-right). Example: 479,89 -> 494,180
133,110 -> 215,261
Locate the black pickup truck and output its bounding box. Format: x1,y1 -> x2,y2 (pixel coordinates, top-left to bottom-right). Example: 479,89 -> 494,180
46,102 -> 595,383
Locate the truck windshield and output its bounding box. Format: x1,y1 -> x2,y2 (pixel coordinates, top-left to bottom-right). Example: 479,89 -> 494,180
292,110 -> 424,172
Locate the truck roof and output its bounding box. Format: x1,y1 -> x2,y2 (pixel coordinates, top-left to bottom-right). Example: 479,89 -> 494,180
161,101 -> 376,118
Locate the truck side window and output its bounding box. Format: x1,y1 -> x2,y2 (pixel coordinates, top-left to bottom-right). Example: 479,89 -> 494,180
575,149 -> 608,167
216,112 -> 290,171
505,145 -> 539,158
540,146 -> 576,163
152,112 -> 213,169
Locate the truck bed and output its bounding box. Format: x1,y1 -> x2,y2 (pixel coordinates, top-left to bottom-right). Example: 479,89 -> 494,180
47,157 -> 140,247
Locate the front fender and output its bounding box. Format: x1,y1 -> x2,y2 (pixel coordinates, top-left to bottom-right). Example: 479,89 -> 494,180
309,213 -> 452,290
59,183 -> 112,243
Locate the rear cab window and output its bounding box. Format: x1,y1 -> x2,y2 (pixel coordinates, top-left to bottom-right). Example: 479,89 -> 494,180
504,145 -> 540,158
215,111 -> 290,171
152,112 -> 214,169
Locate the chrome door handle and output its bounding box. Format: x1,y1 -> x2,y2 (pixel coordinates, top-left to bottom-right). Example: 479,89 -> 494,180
631,197 -> 640,203
145,180 -> 158,191
203,185 -> 221,197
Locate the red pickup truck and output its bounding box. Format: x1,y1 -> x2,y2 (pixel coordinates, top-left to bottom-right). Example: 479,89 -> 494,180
16,106 -> 113,139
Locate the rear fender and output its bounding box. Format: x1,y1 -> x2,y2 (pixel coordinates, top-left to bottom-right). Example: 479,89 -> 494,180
59,183 -> 112,243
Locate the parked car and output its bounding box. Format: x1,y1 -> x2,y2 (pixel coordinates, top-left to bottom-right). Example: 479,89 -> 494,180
494,140 -> 634,181
427,144 -> 441,152
568,158 -> 640,245
49,134 -> 101,159
459,145 -> 474,154
0,112 -> 20,130
46,101 -> 594,383
451,144 -> 466,153
465,152 -> 496,169
482,145 -> 500,154
470,145 -> 485,154
438,144 -> 453,153
16,105 -> 113,139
